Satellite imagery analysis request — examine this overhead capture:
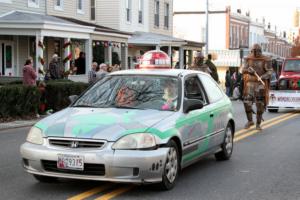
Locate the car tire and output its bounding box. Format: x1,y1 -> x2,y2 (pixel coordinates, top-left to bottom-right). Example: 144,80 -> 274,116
215,123 -> 234,161
33,174 -> 58,183
158,140 -> 180,190
268,108 -> 278,113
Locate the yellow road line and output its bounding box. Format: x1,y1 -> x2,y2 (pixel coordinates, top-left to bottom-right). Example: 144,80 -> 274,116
234,113 -> 299,142
235,112 -> 293,136
94,185 -> 135,200
67,184 -> 114,200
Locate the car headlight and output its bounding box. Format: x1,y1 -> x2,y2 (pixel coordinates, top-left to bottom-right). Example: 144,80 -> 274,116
26,127 -> 44,145
112,133 -> 157,150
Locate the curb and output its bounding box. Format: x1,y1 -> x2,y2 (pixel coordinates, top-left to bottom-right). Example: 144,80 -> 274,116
0,121 -> 37,131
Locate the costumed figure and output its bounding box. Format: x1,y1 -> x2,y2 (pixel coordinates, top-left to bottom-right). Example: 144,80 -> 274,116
242,44 -> 273,130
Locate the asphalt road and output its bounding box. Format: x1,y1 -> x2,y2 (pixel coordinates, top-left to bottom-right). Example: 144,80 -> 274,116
0,101 -> 299,200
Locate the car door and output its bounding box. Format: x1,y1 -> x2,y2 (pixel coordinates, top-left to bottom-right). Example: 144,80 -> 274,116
179,75 -> 213,165
198,74 -> 228,149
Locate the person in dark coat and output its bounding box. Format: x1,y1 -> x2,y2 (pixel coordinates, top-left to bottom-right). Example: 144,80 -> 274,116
49,54 -> 61,79
205,54 -> 219,83
75,52 -> 86,74
225,70 -> 232,97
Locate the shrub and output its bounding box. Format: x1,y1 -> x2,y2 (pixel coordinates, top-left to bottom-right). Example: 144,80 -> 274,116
0,85 -> 41,119
45,81 -> 89,111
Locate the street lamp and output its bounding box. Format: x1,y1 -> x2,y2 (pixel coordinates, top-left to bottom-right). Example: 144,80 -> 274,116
205,0 -> 209,56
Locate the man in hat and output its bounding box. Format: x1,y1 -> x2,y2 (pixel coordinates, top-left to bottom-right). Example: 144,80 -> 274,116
49,54 -> 61,80
190,52 -> 211,74
242,44 -> 273,130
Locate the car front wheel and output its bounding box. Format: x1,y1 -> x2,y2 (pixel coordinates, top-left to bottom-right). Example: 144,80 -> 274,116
158,140 -> 180,190
215,123 -> 234,161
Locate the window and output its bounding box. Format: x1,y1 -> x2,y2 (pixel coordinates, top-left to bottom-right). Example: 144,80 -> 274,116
154,0 -> 159,27
90,0 -> 95,20
126,0 -> 132,22
138,0 -> 143,24
54,0 -> 63,11
28,0 -> 39,8
199,74 -> 223,103
185,76 -> 207,104
77,0 -> 84,14
164,3 -> 169,29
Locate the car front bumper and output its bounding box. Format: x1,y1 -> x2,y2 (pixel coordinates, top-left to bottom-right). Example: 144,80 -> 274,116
20,142 -> 169,183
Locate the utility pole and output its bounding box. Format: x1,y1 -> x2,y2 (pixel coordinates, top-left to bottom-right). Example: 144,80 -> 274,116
205,0 -> 209,55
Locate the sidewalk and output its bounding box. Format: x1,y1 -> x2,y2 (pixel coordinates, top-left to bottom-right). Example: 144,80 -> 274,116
0,119 -> 39,131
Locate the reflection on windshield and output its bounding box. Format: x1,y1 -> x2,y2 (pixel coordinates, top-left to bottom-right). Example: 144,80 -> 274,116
284,60 -> 300,71
73,75 -> 179,111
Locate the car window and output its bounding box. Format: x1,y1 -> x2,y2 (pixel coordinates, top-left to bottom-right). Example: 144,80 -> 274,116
284,60 -> 300,71
184,76 -> 207,104
199,74 -> 223,103
73,75 -> 179,111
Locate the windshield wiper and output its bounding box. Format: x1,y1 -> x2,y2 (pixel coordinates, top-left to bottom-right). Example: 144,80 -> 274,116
113,105 -> 144,110
72,104 -> 97,108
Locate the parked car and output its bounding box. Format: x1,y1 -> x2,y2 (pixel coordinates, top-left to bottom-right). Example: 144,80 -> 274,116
268,58 -> 300,112
20,69 -> 235,190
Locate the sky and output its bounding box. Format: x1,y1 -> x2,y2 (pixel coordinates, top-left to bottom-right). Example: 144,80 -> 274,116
175,0 -> 300,32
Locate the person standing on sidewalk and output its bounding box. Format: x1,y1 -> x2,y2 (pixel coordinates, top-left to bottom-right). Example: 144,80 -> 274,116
206,54 -> 219,83
49,54 -> 61,80
88,62 -> 98,84
190,52 -> 211,74
23,59 -> 37,86
242,44 -> 272,130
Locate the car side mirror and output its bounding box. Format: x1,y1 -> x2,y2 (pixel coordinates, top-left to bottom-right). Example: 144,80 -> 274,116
183,98 -> 204,113
69,95 -> 78,104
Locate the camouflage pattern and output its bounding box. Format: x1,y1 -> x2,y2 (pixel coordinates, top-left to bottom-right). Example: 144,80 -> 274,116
242,44 -> 273,129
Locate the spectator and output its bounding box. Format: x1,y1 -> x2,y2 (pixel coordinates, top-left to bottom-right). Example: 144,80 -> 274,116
206,54 -> 219,83
96,63 -> 108,80
225,70 -> 232,97
23,59 -> 37,86
49,54 -> 61,80
190,52 -> 211,74
88,62 -> 98,84
75,52 -> 86,74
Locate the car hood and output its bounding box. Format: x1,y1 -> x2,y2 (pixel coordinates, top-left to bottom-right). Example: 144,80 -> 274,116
280,72 -> 300,79
35,107 -> 175,141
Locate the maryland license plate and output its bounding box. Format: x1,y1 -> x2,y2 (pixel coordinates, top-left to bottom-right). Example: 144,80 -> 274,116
57,154 -> 84,171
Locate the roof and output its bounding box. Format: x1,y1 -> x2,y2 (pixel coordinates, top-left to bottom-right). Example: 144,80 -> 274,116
128,31 -> 186,46
0,11 -> 77,26
110,69 -> 206,77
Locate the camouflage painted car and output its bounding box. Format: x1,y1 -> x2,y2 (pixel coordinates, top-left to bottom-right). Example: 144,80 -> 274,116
20,69 -> 235,190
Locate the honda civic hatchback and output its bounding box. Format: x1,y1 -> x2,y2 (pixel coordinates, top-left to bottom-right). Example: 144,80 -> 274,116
20,69 -> 235,190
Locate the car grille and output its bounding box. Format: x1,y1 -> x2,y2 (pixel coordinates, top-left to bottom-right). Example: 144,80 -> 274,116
48,138 -> 105,149
41,160 -> 105,176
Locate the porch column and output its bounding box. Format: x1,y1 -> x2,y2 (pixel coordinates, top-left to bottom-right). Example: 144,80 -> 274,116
105,44 -> 112,66
108,45 -> 112,66
64,38 -> 71,71
156,45 -> 160,50
121,43 -> 128,70
179,47 -> 184,69
85,38 -> 92,74
168,45 -> 172,66
188,50 -> 193,67
35,35 -> 44,74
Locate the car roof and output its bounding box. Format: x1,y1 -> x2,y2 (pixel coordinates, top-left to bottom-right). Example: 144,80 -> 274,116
110,69 -> 207,77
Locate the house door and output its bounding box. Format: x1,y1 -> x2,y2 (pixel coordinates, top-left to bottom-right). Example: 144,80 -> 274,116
0,42 -> 14,76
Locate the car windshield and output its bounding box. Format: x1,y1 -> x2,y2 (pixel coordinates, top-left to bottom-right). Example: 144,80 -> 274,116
73,75 -> 179,111
284,60 -> 300,71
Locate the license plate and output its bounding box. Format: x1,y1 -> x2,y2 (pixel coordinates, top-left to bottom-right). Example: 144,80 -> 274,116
57,154 -> 84,171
